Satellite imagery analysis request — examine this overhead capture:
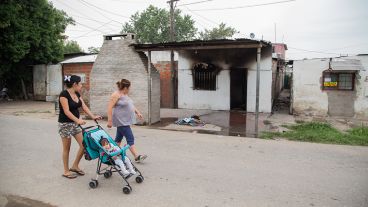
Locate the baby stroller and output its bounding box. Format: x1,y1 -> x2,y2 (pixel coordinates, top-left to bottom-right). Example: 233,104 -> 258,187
81,120 -> 144,194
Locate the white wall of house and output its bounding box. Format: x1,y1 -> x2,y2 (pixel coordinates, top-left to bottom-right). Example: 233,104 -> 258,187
178,56 -> 231,110
177,46 -> 273,112
292,55 -> 368,118
246,47 -> 273,113
345,55 -> 368,118
150,51 -> 178,63
292,59 -> 329,115
33,64 -> 62,102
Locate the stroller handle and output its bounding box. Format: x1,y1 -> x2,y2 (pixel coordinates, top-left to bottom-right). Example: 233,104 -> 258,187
79,119 -> 101,131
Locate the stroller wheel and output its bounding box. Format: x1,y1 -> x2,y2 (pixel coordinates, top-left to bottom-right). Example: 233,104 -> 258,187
135,175 -> 144,184
89,180 -> 98,189
104,171 -> 112,179
123,186 -> 131,194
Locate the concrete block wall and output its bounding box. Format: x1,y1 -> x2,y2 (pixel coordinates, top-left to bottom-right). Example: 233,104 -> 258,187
90,35 -> 160,124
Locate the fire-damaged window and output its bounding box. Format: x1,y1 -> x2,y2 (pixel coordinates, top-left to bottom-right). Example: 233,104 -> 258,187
192,63 -> 218,91
322,71 -> 355,91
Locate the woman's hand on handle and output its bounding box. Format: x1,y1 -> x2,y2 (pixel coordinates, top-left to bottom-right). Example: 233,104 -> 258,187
107,120 -> 113,128
92,115 -> 103,120
76,119 -> 86,125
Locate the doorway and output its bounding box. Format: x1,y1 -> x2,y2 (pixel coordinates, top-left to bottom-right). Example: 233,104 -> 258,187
230,68 -> 247,110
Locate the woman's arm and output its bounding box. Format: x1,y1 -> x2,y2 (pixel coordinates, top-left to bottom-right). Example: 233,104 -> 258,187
134,107 -> 143,120
80,97 -> 101,120
60,97 -> 85,125
107,92 -> 120,128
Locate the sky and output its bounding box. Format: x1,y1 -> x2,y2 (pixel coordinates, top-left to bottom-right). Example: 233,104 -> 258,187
49,0 -> 368,60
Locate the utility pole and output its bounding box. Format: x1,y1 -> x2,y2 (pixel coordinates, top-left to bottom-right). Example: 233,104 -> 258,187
168,0 -> 179,108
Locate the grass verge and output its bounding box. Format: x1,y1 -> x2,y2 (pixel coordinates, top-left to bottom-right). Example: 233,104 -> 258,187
261,122 -> 368,146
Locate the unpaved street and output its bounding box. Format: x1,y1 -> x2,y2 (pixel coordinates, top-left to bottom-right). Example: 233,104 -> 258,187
0,115 -> 367,207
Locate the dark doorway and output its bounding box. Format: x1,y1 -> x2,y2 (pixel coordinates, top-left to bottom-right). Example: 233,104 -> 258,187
230,68 -> 247,110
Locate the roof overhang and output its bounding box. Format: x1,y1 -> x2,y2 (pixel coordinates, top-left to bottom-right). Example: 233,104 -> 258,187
331,59 -> 363,71
133,39 -> 270,52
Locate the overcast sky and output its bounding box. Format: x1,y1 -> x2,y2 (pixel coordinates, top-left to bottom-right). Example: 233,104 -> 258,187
50,0 -> 368,60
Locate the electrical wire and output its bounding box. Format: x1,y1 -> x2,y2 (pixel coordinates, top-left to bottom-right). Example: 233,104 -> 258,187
177,0 -> 214,7
79,0 -> 130,19
190,0 -> 296,11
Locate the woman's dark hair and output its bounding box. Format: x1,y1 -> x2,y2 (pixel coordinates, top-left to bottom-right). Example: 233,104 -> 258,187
116,79 -> 131,90
64,75 -> 81,88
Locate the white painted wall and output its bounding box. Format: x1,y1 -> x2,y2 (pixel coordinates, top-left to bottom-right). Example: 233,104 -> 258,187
246,47 -> 273,113
149,51 -> 178,63
46,64 -> 62,101
177,46 -> 273,112
292,55 -> 368,118
178,56 -> 231,110
292,59 -> 329,115
345,55 -> 368,119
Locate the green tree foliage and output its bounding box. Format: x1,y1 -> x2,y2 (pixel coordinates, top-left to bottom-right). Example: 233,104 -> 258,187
88,46 -> 100,54
0,0 -> 73,97
121,5 -> 197,43
63,40 -> 83,54
198,23 -> 237,40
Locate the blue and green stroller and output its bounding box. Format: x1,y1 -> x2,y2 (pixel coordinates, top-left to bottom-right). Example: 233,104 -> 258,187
81,120 -> 144,194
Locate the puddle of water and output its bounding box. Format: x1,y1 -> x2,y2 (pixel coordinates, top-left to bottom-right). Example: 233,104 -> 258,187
151,111 -> 266,138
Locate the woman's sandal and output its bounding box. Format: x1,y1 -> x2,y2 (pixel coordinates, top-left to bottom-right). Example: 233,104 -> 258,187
69,168 -> 85,176
62,174 -> 77,179
135,155 -> 148,163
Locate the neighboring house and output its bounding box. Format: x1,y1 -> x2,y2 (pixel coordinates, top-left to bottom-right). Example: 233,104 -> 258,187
60,54 -> 98,106
33,64 -> 63,102
90,34 -> 160,125
134,39 -> 279,113
271,43 -> 288,102
292,55 -> 368,119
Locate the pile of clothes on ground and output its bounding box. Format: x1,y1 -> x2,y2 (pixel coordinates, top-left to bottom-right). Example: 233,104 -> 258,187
175,115 -> 206,127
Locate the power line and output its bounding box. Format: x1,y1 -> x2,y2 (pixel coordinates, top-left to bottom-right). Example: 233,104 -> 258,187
191,0 -> 296,11
177,0 -> 214,7
288,47 -> 342,55
183,6 -> 219,26
72,21 -> 114,39
79,0 -> 130,19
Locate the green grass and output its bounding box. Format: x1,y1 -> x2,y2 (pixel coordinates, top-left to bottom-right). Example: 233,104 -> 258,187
261,122 -> 368,146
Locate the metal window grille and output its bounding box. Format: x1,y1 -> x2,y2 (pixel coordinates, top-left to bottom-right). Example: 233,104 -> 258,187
192,63 -> 217,91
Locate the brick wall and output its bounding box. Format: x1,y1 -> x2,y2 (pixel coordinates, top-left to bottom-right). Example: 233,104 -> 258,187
153,61 -> 177,108
62,63 -> 94,106
90,36 -> 160,124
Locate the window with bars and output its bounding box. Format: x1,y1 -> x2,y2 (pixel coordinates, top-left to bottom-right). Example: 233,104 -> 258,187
192,63 -> 217,91
322,72 -> 354,91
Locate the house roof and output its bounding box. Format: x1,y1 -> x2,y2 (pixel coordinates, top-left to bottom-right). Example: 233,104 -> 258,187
61,54 -> 98,64
133,38 -> 271,51
272,43 -> 288,50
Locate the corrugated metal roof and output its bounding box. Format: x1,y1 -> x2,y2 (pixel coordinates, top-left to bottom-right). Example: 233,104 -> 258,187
331,58 -> 364,71
133,38 -> 271,51
61,54 -> 97,64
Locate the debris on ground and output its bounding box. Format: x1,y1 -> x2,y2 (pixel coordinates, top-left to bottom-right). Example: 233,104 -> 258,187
175,115 -> 206,127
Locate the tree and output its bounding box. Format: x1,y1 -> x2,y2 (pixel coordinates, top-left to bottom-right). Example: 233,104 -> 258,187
63,40 -> 83,54
121,5 -> 197,43
88,46 -> 100,54
0,0 -> 73,98
198,23 -> 237,40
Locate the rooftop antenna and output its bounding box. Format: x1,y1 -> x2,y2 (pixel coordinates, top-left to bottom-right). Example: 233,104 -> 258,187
274,22 -> 277,43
